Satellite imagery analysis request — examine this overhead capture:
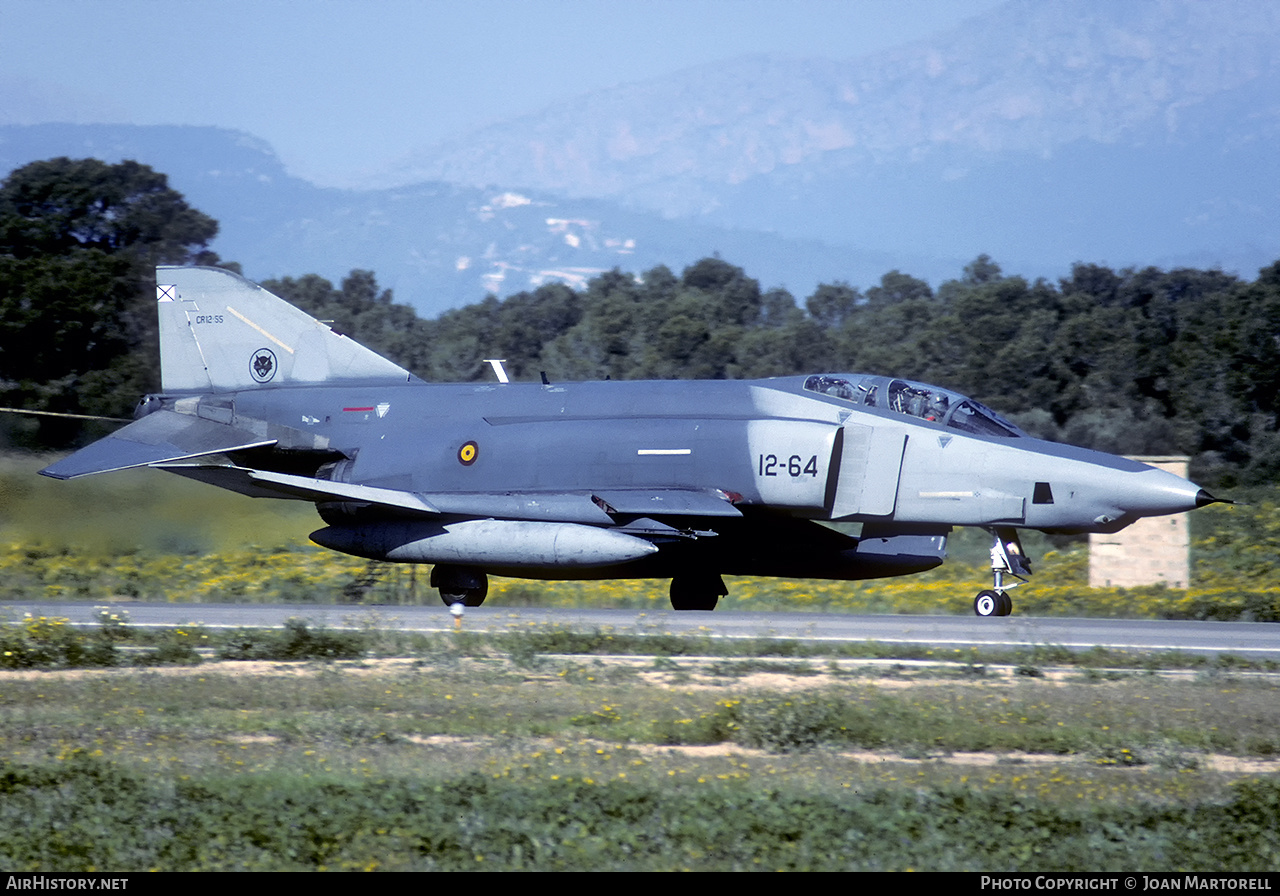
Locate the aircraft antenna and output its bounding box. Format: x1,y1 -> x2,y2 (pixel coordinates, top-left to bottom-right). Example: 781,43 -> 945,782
483,359 -> 510,384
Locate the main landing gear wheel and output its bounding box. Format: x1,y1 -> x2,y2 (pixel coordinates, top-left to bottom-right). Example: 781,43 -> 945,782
973,589 -> 1012,617
669,573 -> 727,611
431,565 -> 489,607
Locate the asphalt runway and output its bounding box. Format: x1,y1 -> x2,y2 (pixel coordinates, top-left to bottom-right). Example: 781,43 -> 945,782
5,601 -> 1278,659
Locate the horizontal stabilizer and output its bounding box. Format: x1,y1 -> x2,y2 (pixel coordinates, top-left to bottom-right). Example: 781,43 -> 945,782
39,410 -> 274,480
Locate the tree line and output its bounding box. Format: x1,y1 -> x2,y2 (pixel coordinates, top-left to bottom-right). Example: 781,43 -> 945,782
3,158 -> 1278,486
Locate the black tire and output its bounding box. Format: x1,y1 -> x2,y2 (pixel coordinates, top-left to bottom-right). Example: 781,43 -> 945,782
670,573 -> 726,611
998,591 -> 1014,616
974,589 -> 1002,617
439,588 -> 486,608
431,565 -> 488,607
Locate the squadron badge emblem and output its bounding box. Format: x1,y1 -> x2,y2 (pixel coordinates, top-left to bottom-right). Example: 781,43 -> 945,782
250,348 -> 277,383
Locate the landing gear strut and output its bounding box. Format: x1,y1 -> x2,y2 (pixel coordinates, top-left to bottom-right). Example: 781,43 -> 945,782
431,564 -> 488,607
670,572 -> 727,611
973,527 -> 1030,617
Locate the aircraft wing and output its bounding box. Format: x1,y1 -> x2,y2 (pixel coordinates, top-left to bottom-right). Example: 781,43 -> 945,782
154,464 -> 741,524
420,488 -> 742,523
39,410 -> 276,480
158,465 -> 442,514
591,489 -> 742,517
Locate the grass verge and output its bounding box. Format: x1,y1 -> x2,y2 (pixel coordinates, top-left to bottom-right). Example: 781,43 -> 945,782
0,620 -> 1277,871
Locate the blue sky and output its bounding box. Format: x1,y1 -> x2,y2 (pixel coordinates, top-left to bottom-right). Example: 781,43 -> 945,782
2,0 -> 1004,185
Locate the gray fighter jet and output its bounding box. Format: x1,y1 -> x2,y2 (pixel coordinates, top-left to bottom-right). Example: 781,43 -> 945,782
41,266 -> 1222,614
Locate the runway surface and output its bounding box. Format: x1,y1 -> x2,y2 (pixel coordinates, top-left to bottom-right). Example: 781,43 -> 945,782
5,602 -> 1278,659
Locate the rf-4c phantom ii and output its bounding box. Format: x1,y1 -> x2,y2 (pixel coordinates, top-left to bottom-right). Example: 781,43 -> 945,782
41,266 -> 1224,614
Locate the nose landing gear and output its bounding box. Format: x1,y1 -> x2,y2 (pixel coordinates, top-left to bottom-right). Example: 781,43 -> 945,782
974,588 -> 1012,617
974,527 -> 1030,617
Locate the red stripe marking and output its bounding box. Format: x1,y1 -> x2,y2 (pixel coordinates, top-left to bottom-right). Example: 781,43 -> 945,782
343,406 -> 375,412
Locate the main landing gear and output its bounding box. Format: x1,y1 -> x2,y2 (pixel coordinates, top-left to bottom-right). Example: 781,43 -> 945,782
973,527 -> 1031,617
669,572 -> 727,611
432,564 -> 489,607
429,566 -> 732,610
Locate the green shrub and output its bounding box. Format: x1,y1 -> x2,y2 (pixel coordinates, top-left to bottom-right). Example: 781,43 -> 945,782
133,626 -> 204,666
1,756 -> 1276,871
216,619 -> 365,661
729,692 -> 854,753
650,700 -> 739,745
0,614 -> 117,668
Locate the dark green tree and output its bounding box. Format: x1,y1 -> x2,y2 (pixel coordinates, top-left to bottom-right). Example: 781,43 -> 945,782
0,157 -> 217,265
805,282 -> 861,328
864,270 -> 933,306
0,158 -> 220,446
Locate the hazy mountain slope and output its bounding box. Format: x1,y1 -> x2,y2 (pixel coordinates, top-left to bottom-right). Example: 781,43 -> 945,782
1,124 -> 907,314
377,0 -> 1280,276
384,0 -> 1280,206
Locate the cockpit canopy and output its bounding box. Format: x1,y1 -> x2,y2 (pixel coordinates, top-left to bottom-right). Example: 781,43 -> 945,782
802,374 -> 1025,438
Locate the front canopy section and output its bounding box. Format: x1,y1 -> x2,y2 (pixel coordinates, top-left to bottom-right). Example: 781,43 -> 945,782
802,374 -> 1025,438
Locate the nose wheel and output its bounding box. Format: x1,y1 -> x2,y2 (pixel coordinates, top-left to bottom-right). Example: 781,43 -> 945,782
974,527 -> 1030,617
974,589 -> 1013,617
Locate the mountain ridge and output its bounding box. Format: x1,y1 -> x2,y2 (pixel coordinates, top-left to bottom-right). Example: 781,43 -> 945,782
2,0 -> 1277,314
379,0 -> 1280,211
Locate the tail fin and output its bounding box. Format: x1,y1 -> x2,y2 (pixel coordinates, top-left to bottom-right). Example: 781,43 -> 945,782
156,266 -> 418,392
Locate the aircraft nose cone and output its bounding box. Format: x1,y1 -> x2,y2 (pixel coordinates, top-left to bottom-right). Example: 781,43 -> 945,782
1122,467 -> 1209,517
1195,488 -> 1226,508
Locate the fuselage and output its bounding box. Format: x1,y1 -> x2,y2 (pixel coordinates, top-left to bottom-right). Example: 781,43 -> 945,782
216,372 -> 1205,538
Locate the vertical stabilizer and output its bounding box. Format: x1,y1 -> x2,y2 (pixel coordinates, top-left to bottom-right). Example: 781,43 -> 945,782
156,266 -> 418,392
